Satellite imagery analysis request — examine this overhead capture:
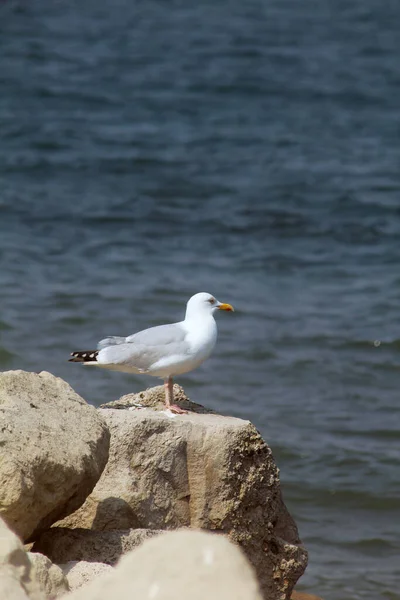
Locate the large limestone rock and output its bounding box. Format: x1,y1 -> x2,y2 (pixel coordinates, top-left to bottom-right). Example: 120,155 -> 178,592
57,385 -> 308,600
27,553 -> 69,598
0,370 -> 110,542
32,527 -> 163,565
0,517 -> 45,600
63,529 -> 263,600
291,593 -> 324,600
60,561 -> 114,591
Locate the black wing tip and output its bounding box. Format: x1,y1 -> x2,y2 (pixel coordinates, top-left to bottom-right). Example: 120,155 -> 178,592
68,351 -> 98,363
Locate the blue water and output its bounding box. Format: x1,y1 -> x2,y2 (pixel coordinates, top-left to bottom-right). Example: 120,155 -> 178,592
1,1 -> 400,598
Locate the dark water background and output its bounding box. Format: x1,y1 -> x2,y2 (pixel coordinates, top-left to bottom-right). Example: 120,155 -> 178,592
1,1 -> 400,598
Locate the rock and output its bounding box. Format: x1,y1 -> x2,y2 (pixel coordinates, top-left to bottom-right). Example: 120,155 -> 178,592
60,561 -> 114,591
63,529 -> 263,600
27,553 -> 69,598
0,370 -> 110,542
32,527 -> 163,565
99,384 -> 215,413
0,517 -> 45,600
56,385 -> 308,599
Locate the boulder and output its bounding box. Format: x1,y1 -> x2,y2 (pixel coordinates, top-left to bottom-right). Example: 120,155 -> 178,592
99,384 -> 215,413
56,385 -> 308,600
62,529 -> 263,600
0,517 -> 45,600
27,553 -> 69,598
60,561 -> 114,591
291,593 -> 324,600
32,527 -> 163,565
0,370 -> 110,542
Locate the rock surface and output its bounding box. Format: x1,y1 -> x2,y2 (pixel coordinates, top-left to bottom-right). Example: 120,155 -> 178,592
27,553 -> 69,598
57,385 -> 308,600
99,384 -> 215,413
32,527 -> 163,565
291,592 -> 324,600
0,517 -> 45,600
0,370 -> 110,542
63,529 -> 263,600
60,561 -> 113,591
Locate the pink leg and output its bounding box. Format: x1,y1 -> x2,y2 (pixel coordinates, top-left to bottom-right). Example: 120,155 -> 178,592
164,377 -> 187,414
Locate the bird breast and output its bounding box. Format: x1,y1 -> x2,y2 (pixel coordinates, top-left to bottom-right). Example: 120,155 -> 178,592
185,316 -> 217,360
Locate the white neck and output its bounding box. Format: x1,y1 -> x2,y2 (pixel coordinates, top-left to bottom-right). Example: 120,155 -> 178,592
182,310 -> 218,357
184,303 -> 216,323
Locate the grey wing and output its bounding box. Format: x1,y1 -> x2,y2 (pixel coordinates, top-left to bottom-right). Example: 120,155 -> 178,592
126,322 -> 187,346
98,322 -> 190,372
97,336 -> 127,350
98,342 -> 184,371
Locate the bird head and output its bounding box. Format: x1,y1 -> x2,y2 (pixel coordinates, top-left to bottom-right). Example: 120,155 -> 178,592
185,292 -> 234,320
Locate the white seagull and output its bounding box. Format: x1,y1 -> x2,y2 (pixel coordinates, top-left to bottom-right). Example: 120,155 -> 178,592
69,292 -> 234,413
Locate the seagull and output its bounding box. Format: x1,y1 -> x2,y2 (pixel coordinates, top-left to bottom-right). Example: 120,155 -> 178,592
69,292 -> 234,414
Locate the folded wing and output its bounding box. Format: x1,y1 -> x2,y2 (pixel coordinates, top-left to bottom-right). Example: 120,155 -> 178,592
97,322 -> 189,372
97,336 -> 126,350
126,322 -> 187,345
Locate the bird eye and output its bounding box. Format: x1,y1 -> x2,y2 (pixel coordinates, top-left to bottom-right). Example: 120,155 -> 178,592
208,297 -> 215,304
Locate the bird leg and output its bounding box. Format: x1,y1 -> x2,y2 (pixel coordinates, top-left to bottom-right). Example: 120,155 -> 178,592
164,376 -> 187,414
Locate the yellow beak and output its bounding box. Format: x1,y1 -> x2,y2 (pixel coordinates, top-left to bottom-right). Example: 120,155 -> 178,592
218,303 -> 234,312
